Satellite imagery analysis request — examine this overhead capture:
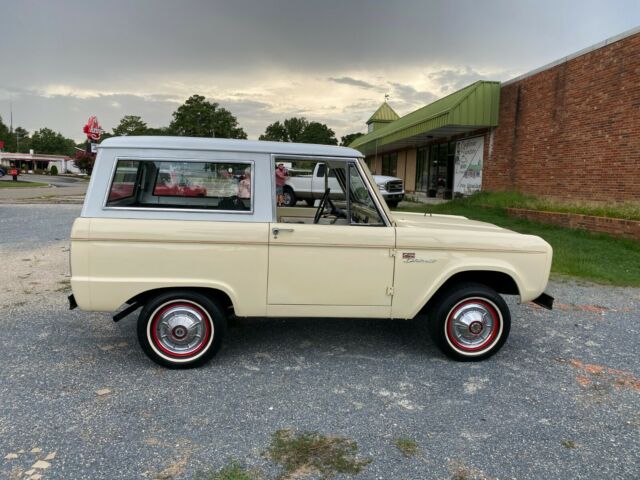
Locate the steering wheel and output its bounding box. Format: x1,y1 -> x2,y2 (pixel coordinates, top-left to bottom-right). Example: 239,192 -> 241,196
326,197 -> 346,220
314,188 -> 331,224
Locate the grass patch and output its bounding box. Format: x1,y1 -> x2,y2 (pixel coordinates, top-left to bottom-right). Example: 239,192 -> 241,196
561,440 -> 578,449
194,460 -> 260,480
0,181 -> 49,188
396,194 -> 640,287
456,191 -> 640,221
393,438 -> 419,457
266,429 -> 371,479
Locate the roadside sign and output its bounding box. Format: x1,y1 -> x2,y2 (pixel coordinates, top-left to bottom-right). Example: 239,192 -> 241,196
83,116 -> 104,141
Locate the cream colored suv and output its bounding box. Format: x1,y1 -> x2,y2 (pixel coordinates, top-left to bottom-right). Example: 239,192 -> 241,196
69,136 -> 553,368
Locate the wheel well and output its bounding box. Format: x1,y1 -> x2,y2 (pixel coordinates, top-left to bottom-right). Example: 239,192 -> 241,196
126,287 -> 235,315
421,271 -> 519,315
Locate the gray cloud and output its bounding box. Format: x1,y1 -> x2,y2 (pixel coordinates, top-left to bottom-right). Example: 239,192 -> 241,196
389,83 -> 438,111
1,0 -> 639,141
329,77 -> 384,91
428,67 -> 485,93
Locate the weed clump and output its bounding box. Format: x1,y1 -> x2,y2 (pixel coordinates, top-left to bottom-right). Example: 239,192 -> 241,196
393,438 -> 419,457
266,429 -> 371,479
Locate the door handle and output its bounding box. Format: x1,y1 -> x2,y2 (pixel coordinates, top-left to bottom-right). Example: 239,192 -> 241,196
272,227 -> 294,236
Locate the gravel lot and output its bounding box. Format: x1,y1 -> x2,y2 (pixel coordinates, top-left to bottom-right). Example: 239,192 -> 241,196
0,204 -> 638,480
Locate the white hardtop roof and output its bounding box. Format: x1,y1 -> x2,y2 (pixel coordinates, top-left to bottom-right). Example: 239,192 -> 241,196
100,136 -> 363,159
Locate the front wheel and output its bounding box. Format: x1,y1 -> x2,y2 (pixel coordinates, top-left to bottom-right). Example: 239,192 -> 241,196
428,283 -> 511,361
137,290 -> 226,368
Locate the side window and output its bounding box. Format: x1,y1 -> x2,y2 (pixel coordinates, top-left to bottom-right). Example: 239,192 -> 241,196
108,160 -> 140,202
106,159 -> 253,211
381,153 -> 397,176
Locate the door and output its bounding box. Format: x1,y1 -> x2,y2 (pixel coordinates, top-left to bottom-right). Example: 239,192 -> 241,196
267,224 -> 395,306
268,161 -> 395,307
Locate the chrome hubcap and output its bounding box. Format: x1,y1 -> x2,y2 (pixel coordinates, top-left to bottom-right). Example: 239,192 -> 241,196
448,302 -> 496,349
155,305 -> 207,355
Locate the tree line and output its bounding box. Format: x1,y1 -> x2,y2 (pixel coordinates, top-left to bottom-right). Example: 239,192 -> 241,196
0,94 -> 365,158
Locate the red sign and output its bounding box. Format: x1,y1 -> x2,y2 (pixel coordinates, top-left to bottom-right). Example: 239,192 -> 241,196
83,116 -> 104,141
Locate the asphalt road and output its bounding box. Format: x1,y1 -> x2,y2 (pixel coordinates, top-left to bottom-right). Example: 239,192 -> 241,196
0,205 -> 638,480
0,174 -> 86,188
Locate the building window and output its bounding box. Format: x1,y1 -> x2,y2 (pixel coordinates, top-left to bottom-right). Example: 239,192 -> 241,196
415,147 -> 429,192
381,152 -> 397,176
106,159 -> 253,211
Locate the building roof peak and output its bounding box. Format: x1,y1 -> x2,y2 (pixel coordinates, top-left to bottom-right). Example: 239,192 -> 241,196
366,102 -> 400,125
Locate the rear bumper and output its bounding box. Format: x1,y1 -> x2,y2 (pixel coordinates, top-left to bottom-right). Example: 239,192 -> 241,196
532,292 -> 554,310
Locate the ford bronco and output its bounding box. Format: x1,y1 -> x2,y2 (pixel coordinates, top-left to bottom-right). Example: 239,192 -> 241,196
69,136 -> 553,368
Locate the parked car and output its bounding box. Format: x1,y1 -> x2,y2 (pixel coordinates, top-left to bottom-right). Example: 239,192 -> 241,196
69,137 -> 553,368
284,162 -> 404,208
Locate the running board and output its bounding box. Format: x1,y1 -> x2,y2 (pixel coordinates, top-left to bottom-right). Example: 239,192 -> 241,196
112,302 -> 142,322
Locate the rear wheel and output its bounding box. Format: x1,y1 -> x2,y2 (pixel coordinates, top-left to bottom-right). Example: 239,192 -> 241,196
386,200 -> 399,208
428,283 -> 510,361
137,290 -> 226,368
305,199 -> 316,207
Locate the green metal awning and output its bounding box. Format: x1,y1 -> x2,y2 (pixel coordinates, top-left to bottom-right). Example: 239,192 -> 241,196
350,81 -> 500,155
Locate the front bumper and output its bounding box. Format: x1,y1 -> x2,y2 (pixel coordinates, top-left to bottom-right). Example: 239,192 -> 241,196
382,193 -> 405,201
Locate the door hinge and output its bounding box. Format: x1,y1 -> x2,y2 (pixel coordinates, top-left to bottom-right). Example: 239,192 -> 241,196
386,286 -> 394,296
389,249 -> 396,258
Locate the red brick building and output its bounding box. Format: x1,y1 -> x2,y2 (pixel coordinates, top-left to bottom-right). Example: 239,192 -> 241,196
351,27 -> 640,202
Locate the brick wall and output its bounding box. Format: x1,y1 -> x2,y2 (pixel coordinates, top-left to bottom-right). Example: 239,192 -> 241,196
485,32 -> 640,202
505,208 -> 640,240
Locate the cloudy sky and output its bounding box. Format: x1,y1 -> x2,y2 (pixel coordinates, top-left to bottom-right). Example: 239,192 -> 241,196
1,0 -> 639,142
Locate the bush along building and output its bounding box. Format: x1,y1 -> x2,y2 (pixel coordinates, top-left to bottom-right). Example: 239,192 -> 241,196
350,26 -> 640,202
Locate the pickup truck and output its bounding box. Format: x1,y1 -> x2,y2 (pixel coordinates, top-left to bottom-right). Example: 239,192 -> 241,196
69,136 -> 553,369
284,162 -> 404,208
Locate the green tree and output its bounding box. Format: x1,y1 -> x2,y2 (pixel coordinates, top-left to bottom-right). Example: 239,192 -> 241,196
169,94 -> 247,139
112,115 -> 148,136
340,132 -> 364,147
259,117 -> 309,142
13,127 -> 31,153
282,117 -> 308,142
145,126 -> 173,136
258,121 -> 289,142
0,115 -> 11,151
30,128 -> 75,156
299,122 -> 338,145
259,117 -> 337,145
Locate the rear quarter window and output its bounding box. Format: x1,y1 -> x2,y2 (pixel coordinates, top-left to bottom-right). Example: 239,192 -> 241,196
105,159 -> 253,212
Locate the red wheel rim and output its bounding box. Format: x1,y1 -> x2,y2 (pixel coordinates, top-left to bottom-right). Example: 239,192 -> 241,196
445,299 -> 501,353
150,302 -> 212,358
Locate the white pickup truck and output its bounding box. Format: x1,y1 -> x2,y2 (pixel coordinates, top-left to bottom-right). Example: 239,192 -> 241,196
284,162 -> 404,208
